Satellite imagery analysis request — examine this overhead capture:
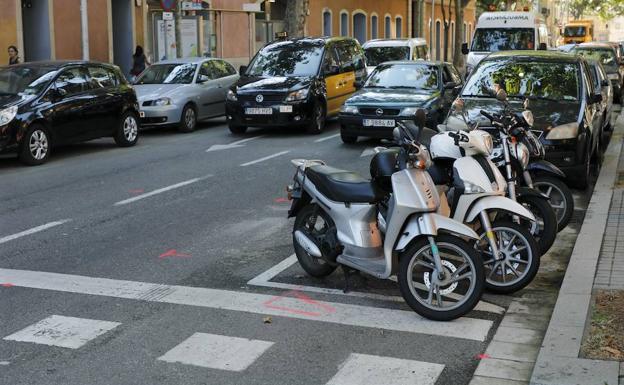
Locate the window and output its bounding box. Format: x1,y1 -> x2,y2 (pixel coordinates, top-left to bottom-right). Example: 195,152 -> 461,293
371,15 -> 378,39
463,22 -> 467,43
365,46 -> 409,66
471,28 -> 536,51
451,22 -> 455,59
199,61 -> 219,80
385,16 -> 391,37
322,46 -> 340,74
340,11 -> 348,36
135,63 -> 197,84
87,66 -> 117,88
435,20 -> 441,60
442,66 -> 452,83
322,9 -> 332,36
353,12 -> 366,44
448,65 -> 462,83
365,63 -> 439,91
54,67 -> 88,95
395,16 -> 402,38
247,43 -> 324,77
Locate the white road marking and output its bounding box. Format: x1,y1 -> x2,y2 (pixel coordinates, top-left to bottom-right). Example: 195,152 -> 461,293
206,135 -> 264,152
158,332 -> 273,371
314,133 -> 340,143
326,353 -> 445,385
240,151 -> 290,167
3,315 -> 120,349
0,267 -> 493,341
114,177 -> 208,206
247,255 -> 505,315
0,361 -> 9,366
0,220 -> 71,245
360,148 -> 376,157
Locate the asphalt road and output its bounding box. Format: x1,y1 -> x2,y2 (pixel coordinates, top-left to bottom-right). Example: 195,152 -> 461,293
0,116 -> 602,385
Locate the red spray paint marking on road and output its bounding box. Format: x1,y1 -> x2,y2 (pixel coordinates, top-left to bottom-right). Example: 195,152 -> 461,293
475,353 -> 491,360
1,283 -> 14,287
158,249 -> 191,259
263,290 -> 336,317
274,197 -> 289,203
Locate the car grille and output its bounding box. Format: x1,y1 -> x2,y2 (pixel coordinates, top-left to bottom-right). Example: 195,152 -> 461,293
238,93 -> 286,103
359,108 -> 401,116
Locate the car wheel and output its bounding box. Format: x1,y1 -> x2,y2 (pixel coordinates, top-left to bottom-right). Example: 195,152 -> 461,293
19,124 -> 51,166
306,102 -> 326,135
577,145 -> 591,190
228,123 -> 248,135
178,104 -> 197,133
114,111 -> 139,147
340,126 -> 357,144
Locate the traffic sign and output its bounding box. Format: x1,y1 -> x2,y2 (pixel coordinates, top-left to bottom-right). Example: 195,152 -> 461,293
161,0 -> 176,11
162,11 -> 173,20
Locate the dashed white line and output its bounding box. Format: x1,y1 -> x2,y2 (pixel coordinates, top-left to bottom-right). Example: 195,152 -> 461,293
240,151 -> 290,167
114,177 -> 209,206
314,133 -> 340,143
0,219 -> 71,245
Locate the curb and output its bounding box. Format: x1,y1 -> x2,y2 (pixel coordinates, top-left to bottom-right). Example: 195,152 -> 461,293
530,113 -> 624,385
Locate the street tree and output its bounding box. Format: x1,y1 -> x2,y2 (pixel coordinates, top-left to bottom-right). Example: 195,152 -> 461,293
284,0 -> 310,38
453,0 -> 470,69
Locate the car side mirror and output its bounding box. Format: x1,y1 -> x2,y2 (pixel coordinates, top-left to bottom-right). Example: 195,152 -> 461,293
496,89 -> 508,102
239,65 -> 248,75
588,93 -> 603,104
601,79 -> 609,87
539,42 -> 547,51
324,64 -> 340,77
197,74 -> 210,83
354,79 -> 364,89
461,43 -> 469,55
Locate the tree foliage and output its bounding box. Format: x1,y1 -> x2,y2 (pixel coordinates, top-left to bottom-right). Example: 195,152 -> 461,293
569,0 -> 624,20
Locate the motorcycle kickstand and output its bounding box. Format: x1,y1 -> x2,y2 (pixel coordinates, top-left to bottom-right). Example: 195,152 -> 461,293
341,265 -> 362,293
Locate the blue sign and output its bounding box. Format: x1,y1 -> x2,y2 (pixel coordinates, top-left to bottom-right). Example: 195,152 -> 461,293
161,0 -> 176,11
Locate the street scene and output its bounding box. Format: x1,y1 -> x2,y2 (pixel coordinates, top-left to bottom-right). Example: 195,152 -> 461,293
1,0 -> 624,384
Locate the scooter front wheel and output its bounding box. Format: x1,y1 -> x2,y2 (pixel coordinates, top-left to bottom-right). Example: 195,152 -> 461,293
398,235 -> 485,321
476,221 -> 540,294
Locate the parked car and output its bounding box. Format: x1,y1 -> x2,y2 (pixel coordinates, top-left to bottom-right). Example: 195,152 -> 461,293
338,61 -> 462,143
445,50 -> 602,188
0,61 -> 139,165
134,58 -> 238,132
225,36 -> 366,135
587,60 -> 614,137
571,42 -> 623,103
362,38 -> 429,73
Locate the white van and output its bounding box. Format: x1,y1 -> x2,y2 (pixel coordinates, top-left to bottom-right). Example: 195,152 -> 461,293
363,38 -> 429,73
462,12 -> 550,75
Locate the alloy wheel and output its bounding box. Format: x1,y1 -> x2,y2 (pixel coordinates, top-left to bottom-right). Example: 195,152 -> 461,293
534,182 -> 566,224
123,116 -> 138,142
29,130 -> 49,160
478,227 -> 533,286
185,107 -> 196,130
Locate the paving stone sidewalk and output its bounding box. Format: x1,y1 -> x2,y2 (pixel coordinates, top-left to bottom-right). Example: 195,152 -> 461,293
595,187 -> 624,291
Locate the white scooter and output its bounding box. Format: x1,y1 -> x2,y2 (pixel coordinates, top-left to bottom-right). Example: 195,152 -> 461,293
287,119 -> 484,321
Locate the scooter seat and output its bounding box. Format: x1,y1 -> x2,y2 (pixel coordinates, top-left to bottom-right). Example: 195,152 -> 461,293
306,165 -> 383,203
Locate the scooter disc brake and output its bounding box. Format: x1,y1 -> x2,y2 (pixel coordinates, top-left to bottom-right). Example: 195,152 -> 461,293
423,260 -> 458,295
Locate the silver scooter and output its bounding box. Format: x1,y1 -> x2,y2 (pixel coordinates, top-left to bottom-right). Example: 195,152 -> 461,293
287,119 -> 484,321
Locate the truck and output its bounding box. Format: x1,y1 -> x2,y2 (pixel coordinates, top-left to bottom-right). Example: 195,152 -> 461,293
561,20 -> 594,44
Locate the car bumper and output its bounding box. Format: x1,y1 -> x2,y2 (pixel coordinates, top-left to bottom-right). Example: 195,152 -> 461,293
0,121 -> 19,154
541,138 -> 586,180
339,114 -> 432,139
138,105 -> 182,126
226,99 -> 314,127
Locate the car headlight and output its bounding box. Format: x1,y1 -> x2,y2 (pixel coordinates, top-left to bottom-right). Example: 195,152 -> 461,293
0,105 -> 18,126
285,88 -> 309,102
227,90 -> 237,102
545,122 -> 579,140
153,97 -> 172,106
464,180 -> 486,194
400,107 -> 419,116
340,105 -> 359,114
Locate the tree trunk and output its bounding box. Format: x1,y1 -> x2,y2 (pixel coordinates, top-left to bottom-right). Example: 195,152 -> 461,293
175,1 -> 182,58
453,0 -> 465,69
284,0 -> 309,38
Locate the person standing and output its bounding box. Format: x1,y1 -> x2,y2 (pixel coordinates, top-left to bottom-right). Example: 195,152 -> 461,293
130,45 -> 150,81
8,45 -> 19,65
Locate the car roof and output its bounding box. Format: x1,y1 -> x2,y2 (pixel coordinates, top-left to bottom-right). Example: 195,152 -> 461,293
377,60 -> 449,66
574,42 -> 616,49
2,60 -> 117,69
262,36 -> 357,49
486,50 -> 580,63
152,57 -> 215,65
363,38 -> 427,48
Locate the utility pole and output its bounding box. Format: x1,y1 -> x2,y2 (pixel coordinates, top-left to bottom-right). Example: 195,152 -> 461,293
175,0 -> 183,58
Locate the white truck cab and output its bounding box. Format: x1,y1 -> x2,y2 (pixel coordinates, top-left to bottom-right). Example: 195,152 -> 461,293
462,12 -> 550,76
363,38 -> 429,74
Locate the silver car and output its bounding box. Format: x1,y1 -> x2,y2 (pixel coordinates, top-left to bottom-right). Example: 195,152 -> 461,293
134,58 -> 239,132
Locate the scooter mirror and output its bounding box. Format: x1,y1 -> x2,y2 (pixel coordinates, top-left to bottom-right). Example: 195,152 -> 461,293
414,109 -> 427,128
496,89 -> 508,102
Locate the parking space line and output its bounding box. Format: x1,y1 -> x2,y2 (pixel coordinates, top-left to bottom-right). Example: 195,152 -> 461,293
0,220 -> 71,245
314,133 -> 340,143
0,267 -> 494,341
114,177 -> 210,206
248,255 -> 505,315
240,151 -> 290,167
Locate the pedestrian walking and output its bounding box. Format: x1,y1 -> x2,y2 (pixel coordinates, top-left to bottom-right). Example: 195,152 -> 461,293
8,45 -> 19,65
130,45 -> 150,82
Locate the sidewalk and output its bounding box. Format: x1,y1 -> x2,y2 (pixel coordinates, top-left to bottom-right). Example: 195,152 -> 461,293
530,112 -> 624,385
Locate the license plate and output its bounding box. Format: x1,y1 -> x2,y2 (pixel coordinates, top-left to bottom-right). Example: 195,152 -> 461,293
279,105 -> 293,113
245,107 -> 272,115
139,111 -> 145,118
363,119 -> 395,127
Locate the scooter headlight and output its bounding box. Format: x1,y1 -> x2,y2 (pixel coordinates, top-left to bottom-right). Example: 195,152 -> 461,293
483,134 -> 493,155
545,122 -> 578,140
512,143 -> 530,169
522,110 -> 534,127
464,180 -> 486,194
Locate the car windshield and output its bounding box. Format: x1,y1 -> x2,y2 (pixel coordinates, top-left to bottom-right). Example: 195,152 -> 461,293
246,41 -> 323,77
0,66 -> 59,96
471,28 -> 535,51
135,63 -> 197,84
364,46 -> 410,66
572,48 -> 617,68
462,59 -> 579,101
365,64 -> 438,90
564,26 -> 586,37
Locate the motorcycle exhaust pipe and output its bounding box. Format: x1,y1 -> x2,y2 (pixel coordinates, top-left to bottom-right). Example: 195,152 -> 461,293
294,230 -> 322,258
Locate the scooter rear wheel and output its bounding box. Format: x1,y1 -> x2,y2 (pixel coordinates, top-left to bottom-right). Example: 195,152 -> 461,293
476,220 -> 540,294
398,235 -> 484,321
532,176 -> 574,231
516,194 -> 557,255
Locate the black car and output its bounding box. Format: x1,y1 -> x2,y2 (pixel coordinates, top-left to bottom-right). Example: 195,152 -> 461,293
0,61 -> 140,165
338,61 -> 463,143
225,37 -> 367,135
571,42 -> 623,103
446,51 -> 602,188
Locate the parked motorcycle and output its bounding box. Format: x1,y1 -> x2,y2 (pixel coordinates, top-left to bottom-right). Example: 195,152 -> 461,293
287,114 -> 485,321
372,111 -> 540,294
